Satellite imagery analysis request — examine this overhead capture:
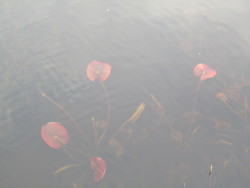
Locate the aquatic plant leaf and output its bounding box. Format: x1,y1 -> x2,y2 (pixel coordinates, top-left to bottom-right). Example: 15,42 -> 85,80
209,165 -> 213,176
127,103 -> 146,123
91,157 -> 107,182
150,94 -> 171,124
41,122 -> 70,149
193,64 -> 217,80
218,139 -> 233,146
54,164 -> 84,175
111,102 -> 146,139
191,126 -> 201,138
86,60 -> 112,82
216,92 -> 228,103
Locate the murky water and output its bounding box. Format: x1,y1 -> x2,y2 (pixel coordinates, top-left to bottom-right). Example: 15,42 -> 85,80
1,0 -> 250,187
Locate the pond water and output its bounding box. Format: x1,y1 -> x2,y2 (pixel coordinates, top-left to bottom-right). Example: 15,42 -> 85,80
1,0 -> 250,187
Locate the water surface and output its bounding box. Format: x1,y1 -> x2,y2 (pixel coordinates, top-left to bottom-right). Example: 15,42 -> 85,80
1,0 -> 250,187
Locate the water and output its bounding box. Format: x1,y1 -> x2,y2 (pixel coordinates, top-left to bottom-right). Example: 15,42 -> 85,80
1,0 -> 250,187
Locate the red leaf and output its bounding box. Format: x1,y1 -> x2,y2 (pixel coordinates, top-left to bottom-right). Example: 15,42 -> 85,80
41,122 -> 70,149
86,60 -> 112,82
91,157 -> 107,182
193,64 -> 217,80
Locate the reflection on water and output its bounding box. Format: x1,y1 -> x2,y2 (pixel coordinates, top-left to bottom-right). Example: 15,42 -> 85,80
0,0 -> 250,187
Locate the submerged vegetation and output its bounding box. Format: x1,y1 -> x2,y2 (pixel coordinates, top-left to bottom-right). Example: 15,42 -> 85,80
41,60 -> 147,187
40,58 -> 250,188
